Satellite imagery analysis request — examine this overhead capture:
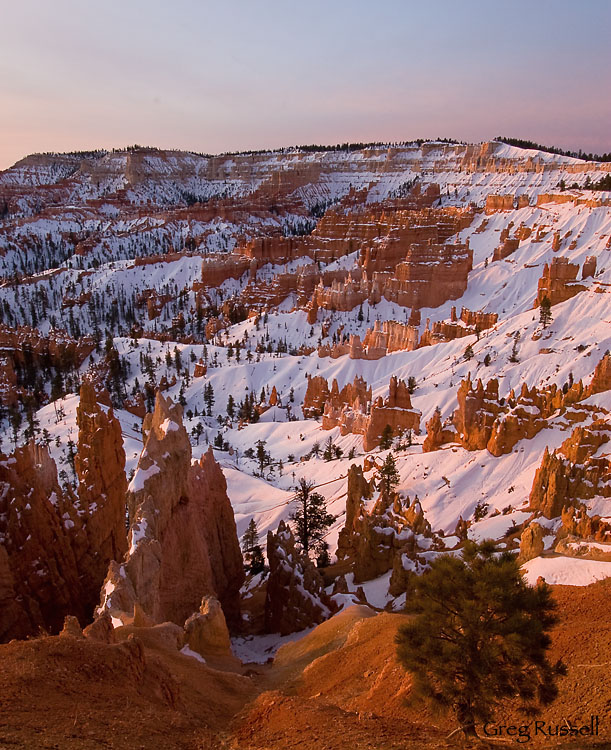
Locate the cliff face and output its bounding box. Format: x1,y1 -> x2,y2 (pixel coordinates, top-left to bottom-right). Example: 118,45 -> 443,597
99,392 -> 244,628
264,521 -> 334,636
529,420 -> 611,519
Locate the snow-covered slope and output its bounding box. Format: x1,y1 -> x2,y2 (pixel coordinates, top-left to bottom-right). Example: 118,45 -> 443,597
2,139 -> 610,601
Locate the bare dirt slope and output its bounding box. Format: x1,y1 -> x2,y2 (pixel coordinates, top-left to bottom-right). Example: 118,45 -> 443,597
230,580 -> 611,749
0,581 -> 609,749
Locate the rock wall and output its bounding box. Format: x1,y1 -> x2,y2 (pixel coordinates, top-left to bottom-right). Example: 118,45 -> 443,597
534,256 -> 585,307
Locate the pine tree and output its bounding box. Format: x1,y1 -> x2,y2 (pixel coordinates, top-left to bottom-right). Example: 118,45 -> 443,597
255,439 -> 271,473
378,451 -> 400,495
539,296 -> 552,328
464,343 -> 474,361
226,394 -> 235,419
395,541 -> 565,739
509,332 -> 520,363
241,518 -> 265,574
290,478 -> 335,556
380,424 -> 394,450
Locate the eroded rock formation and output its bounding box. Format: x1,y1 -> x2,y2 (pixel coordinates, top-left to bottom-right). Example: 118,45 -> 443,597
306,375 -> 420,452
74,381 -> 128,594
336,465 -> 432,584
0,443 -> 86,641
98,392 -> 244,628
534,257 -> 585,307
529,420 -> 611,519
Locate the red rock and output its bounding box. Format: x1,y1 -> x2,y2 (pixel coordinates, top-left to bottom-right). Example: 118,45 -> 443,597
303,375 -> 330,418
518,522 -> 545,563
0,443 -> 87,641
423,408 -> 457,452
587,352 -> 611,396
534,256 -> 585,307
98,393 -> 244,629
336,466 -> 431,584
74,381 -> 128,600
529,421 -> 611,518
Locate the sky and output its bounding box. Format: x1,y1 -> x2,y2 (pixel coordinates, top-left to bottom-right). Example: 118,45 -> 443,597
1,0 -> 610,169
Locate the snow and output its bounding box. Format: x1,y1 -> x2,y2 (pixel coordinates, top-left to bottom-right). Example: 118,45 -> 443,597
468,511 -> 532,542
522,556 -> 611,586
180,645 -> 206,664
129,519 -> 148,554
345,571 -> 393,610
127,464 -> 160,493
232,628 -> 315,664
159,418 -> 180,436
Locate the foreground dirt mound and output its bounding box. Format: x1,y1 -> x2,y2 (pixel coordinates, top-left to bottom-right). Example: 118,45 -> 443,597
1,582 -> 610,749
0,626 -> 255,750
232,583 -> 611,749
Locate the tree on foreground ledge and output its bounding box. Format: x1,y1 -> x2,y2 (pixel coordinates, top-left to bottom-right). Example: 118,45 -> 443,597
395,541 -> 565,740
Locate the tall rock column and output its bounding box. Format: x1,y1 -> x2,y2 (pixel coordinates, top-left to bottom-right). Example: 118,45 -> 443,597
74,381 -> 128,603
99,392 -> 244,629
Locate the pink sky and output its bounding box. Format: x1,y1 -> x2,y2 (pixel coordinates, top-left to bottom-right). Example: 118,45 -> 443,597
1,0 -> 610,170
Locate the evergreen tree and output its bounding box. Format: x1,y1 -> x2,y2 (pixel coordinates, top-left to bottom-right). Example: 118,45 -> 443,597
395,541 -> 565,739
378,451 -> 400,495
539,296 -> 552,328
323,435 -> 335,461
380,423 -> 394,450
290,477 -> 335,556
255,439 -> 272,473
464,343 -> 474,361
509,332 -> 520,363
241,518 -> 265,574
226,394 -> 235,419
